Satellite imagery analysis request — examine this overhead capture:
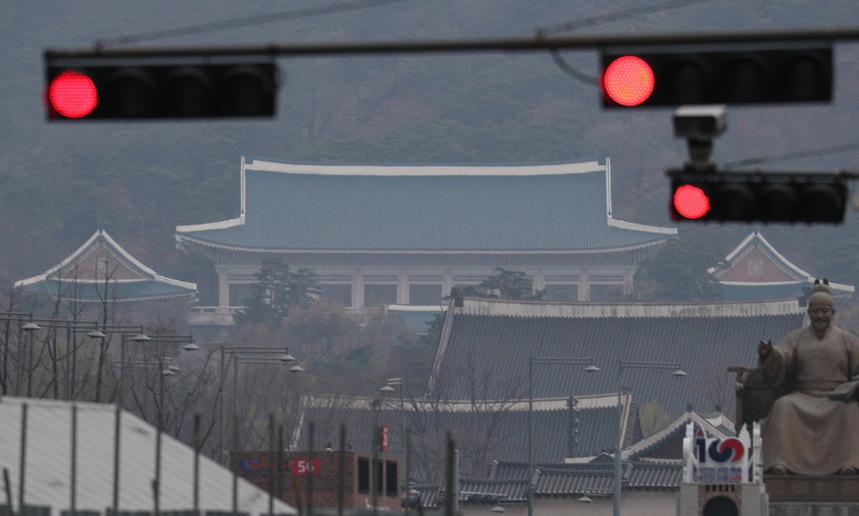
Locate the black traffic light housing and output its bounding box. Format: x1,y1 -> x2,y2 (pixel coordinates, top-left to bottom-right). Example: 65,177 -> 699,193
601,41 -> 833,107
668,167 -> 849,223
45,53 -> 278,120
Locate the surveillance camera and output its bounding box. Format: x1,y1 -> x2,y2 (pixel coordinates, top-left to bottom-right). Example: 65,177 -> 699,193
673,105 -> 727,141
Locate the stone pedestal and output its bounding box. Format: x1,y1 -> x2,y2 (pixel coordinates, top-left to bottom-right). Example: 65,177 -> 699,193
765,475 -> 859,502
766,475 -> 859,515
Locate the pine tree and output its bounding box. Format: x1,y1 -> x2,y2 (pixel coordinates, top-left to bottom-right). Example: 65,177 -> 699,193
233,257 -> 320,326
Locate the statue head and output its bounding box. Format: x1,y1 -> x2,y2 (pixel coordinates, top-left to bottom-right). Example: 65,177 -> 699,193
808,279 -> 835,337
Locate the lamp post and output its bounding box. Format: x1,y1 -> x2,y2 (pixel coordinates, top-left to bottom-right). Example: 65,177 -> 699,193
613,361 -> 686,516
527,357 -> 599,516
118,355 -> 179,516
67,326 -> 106,400
16,318 -> 105,400
218,345 -> 303,466
118,331 -> 197,409
380,377 -> 407,492
0,312 -> 35,397
119,331 -> 151,408
18,321 -> 42,396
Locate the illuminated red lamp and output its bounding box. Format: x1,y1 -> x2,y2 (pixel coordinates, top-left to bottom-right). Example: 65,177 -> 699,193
601,55 -> 655,107
672,184 -> 710,219
47,70 -> 99,119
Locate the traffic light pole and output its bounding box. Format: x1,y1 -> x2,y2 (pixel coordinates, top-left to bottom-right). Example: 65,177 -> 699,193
45,27 -> 859,60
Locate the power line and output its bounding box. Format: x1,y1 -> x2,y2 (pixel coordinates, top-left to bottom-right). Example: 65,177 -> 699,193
722,142 -> 859,170
95,0 -> 417,48
537,0 -> 715,85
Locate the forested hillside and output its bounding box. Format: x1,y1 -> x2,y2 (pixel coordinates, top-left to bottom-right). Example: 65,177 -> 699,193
3,0 -> 859,298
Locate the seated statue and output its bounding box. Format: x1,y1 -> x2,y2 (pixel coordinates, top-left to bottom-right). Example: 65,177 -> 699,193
753,279 -> 859,476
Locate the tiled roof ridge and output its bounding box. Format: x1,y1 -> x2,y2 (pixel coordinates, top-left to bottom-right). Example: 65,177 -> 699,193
625,410 -> 735,461
456,296 -> 803,318
242,156 -> 607,177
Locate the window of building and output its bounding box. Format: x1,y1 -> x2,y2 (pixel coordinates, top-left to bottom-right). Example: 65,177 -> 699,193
228,283 -> 253,307
385,461 -> 399,497
365,284 -> 397,307
545,283 -> 578,301
409,284 -> 442,305
358,457 -> 370,493
319,284 -> 352,307
374,459 -> 384,495
590,283 -> 625,301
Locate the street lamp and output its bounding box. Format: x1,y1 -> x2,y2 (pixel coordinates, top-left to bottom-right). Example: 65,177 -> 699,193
0,312 -> 33,397
527,357 -> 599,516
613,361 -> 686,516
0,313 -> 38,397
18,321 -> 42,396
16,318 -> 106,400
119,355 -> 181,516
218,345 -> 304,465
118,332 -> 197,409
380,377 -> 407,492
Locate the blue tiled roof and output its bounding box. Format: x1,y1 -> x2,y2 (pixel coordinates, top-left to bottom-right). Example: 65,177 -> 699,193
14,229 -> 196,303
176,158 -> 675,253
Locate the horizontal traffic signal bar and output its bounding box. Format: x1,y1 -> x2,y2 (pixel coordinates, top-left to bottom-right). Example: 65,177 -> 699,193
601,42 -> 832,107
44,27 -> 859,120
45,54 -> 277,120
44,27 -> 859,60
668,167 -> 850,224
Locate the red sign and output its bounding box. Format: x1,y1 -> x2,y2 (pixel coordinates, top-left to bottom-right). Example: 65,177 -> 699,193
293,458 -> 320,476
381,424 -> 389,451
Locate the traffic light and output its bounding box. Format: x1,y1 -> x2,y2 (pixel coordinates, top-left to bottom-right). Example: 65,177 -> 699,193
668,167 -> 848,223
44,54 -> 278,120
601,42 -> 832,107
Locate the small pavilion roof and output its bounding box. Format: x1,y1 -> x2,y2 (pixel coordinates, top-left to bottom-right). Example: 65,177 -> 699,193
14,229 -> 196,303
708,230 -> 854,301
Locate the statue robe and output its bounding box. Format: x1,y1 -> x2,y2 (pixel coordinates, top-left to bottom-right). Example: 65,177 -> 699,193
761,325 -> 859,475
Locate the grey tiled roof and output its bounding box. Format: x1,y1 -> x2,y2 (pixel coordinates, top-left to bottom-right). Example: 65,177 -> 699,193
431,298 -> 806,419
487,460 -> 682,499
299,395 -> 629,465
175,158 -> 675,253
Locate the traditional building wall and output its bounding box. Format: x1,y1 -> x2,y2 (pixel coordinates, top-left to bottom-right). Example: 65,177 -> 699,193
235,450 -> 402,511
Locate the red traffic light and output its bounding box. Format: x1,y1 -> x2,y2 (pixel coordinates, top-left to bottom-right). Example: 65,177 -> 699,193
601,43 -> 832,108
668,168 -> 848,223
601,55 -> 655,107
47,70 -> 98,119
673,184 -> 710,219
45,55 -> 278,120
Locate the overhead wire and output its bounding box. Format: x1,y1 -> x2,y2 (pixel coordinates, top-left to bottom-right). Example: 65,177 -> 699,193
722,142 -> 859,170
95,0 -> 417,48
536,0 -> 715,84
